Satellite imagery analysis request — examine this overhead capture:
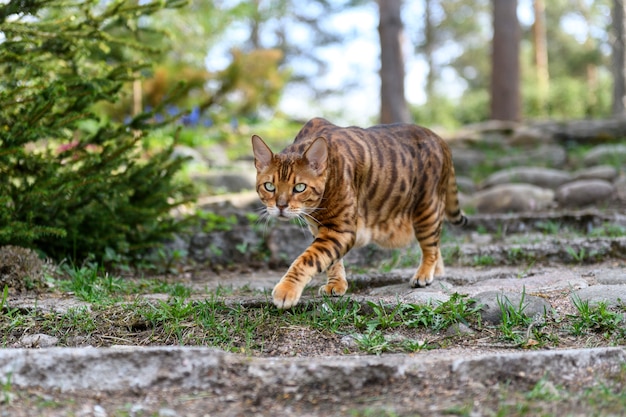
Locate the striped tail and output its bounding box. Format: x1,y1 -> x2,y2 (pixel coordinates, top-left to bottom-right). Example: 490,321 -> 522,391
445,165 -> 468,227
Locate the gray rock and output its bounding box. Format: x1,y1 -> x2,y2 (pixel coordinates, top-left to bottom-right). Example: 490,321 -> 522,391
509,126 -> 552,145
481,167 -> 571,190
615,174 -> 626,201
170,145 -> 207,165
2,345 -> 623,396
198,144 -> 230,168
594,269 -> 626,285
572,165 -> 619,182
446,322 -> 475,337
472,291 -> 552,324
470,184 -> 555,214
455,176 -> 477,194
496,144 -> 567,169
571,285 -> 626,307
451,148 -> 486,175
16,334 -> 59,348
555,179 -> 615,208
265,223 -> 312,267
192,171 -> 256,193
583,144 -> 626,166
188,202 -> 264,267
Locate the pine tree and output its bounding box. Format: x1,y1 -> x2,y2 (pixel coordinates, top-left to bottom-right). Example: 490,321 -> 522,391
0,0 -> 195,263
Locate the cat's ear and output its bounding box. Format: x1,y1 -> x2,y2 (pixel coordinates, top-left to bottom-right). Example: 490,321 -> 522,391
251,135 -> 273,171
303,137 -> 328,175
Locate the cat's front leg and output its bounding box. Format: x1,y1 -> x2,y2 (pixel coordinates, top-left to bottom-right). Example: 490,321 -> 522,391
272,231 -> 353,309
318,259 -> 348,297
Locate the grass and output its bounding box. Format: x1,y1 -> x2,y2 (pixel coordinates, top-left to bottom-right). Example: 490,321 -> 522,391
2,257 -> 626,355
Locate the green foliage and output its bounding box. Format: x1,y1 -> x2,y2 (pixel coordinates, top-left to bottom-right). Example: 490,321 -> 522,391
0,0 -> 196,263
569,294 -> 625,337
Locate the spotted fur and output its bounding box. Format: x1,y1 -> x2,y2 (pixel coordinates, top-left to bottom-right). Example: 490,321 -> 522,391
252,118 -> 467,309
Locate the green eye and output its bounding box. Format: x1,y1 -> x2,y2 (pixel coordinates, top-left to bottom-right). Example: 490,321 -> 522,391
264,182 -> 275,192
294,183 -> 306,193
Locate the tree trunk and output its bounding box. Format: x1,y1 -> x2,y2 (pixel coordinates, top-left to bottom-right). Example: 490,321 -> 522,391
424,0 -> 435,102
532,0 -> 549,109
378,0 -> 411,124
490,0 -> 521,121
612,0 -> 626,117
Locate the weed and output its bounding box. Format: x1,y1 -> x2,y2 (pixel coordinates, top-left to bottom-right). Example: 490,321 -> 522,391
198,211 -> 237,232
365,300 -> 405,332
1,373 -> 12,404
401,338 -> 431,352
566,246 -> 586,263
473,254 -> 495,267
496,289 -> 542,346
536,220 -> 561,235
441,244 -> 461,265
403,293 -> 482,331
307,297 -> 362,332
569,294 -> 624,337
589,223 -> 626,238
525,377 -> 562,401
353,329 -> 390,354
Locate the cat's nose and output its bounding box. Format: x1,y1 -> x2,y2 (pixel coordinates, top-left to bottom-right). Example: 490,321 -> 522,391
277,203 -> 288,211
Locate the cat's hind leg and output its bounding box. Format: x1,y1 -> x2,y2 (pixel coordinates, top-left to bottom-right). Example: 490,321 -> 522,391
410,205 -> 445,288
318,259 -> 348,297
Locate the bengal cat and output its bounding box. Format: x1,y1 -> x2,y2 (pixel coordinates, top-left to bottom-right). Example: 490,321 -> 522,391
251,117 -> 467,309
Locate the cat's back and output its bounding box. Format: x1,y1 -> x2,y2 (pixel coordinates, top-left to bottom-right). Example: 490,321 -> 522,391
290,117 -> 443,162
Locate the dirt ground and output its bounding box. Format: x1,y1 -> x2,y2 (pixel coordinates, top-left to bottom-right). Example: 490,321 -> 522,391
3,260 -> 626,416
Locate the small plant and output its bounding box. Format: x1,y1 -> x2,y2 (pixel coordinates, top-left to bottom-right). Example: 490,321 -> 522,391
496,289 -> 539,345
566,246 -> 587,263
536,220 -> 561,235
353,329 -> 390,355
589,223 -> 626,238
403,293 -> 482,332
364,300 -> 405,332
569,294 -> 624,337
199,212 -> 238,233
472,254 -> 495,267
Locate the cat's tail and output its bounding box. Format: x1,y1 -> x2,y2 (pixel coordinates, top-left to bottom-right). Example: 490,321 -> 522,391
445,165 -> 468,227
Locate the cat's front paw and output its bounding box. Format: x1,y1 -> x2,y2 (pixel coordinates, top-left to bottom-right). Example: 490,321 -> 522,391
318,282 -> 348,297
272,281 -> 302,309
409,274 -> 434,288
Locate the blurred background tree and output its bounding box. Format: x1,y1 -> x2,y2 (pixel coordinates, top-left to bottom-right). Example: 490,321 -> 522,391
0,0 -> 197,264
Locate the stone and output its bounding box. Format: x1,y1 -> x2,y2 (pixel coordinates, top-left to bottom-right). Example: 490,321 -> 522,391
496,144 -> 567,169
471,291 -> 552,325
571,285 -> 626,307
170,145 -> 206,165
509,126 -> 552,145
555,179 -> 615,208
470,184 -> 555,214
480,167 -> 571,190
192,171 -> 256,193
16,333 -> 59,348
583,144 -> 626,166
615,174 -> 626,201
198,144 -> 230,168
265,223 -> 312,268
594,269 -> 626,285
446,322 -> 475,337
450,148 -> 486,176
572,165 -> 619,182
455,176 -> 477,194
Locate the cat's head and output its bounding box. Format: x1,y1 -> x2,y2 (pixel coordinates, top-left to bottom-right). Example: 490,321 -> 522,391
251,135 -> 328,221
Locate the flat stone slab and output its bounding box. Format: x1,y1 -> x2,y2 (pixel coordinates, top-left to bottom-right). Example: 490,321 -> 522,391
0,346 -> 624,395
572,285 -> 626,306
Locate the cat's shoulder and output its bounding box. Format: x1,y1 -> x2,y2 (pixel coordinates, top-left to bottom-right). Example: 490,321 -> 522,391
296,118 -> 337,137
